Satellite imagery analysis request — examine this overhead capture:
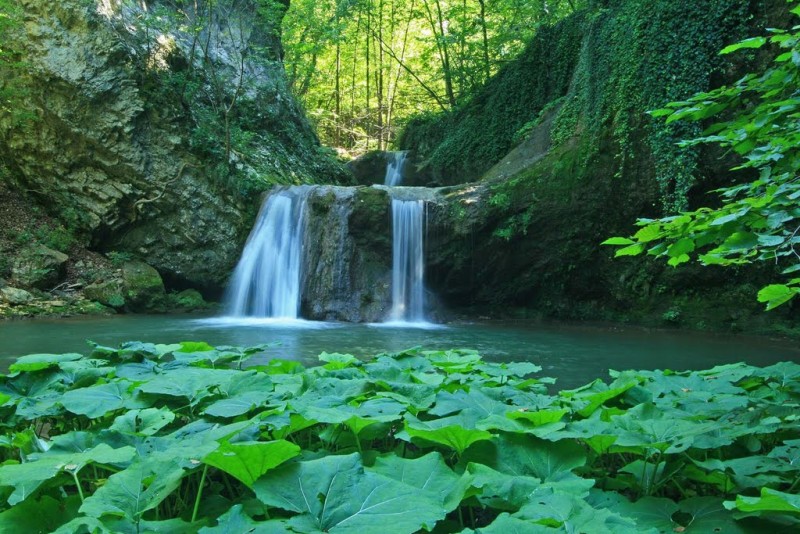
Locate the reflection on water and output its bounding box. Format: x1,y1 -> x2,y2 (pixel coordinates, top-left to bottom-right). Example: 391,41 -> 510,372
1,314 -> 798,389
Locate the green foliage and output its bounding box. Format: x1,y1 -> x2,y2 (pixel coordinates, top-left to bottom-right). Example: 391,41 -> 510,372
399,16 -> 585,181
1,342 -> 800,531
606,5 -> 800,309
283,0 -> 581,151
402,0 -> 753,203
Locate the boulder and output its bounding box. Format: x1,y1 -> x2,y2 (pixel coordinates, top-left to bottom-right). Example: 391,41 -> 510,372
84,279 -> 126,310
171,288 -> 208,311
122,261 -> 166,312
12,245 -> 69,289
0,287 -> 34,305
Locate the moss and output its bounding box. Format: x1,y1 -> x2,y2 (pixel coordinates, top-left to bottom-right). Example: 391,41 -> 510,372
121,261 -> 166,312
349,187 -> 391,255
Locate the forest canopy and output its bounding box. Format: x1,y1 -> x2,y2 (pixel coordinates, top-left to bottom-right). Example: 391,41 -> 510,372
281,0 -> 584,152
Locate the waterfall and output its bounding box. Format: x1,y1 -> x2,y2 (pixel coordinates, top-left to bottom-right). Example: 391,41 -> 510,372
225,187 -> 309,318
384,151 -> 408,186
388,198 -> 427,323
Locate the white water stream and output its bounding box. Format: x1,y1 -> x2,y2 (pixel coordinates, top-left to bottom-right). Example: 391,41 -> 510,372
225,187 -> 308,318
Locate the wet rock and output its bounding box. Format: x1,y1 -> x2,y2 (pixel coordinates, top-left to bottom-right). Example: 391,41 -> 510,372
301,186 -> 393,322
12,245 -> 69,289
0,287 -> 35,305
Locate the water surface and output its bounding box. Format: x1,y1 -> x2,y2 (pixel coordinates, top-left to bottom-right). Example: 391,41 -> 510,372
1,314 -> 797,389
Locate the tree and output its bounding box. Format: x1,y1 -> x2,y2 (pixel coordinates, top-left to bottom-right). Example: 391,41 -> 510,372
604,3 -> 800,310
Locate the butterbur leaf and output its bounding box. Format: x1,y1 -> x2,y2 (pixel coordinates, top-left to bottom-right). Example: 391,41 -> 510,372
80,459 -> 186,522
9,353 -> 83,373
203,440 -> 300,487
199,505 -> 288,533
110,407 -> 176,436
370,452 -> 470,511
319,352 -> 360,369
725,487 -> 800,516
203,390 -> 272,418
61,381 -> 146,418
253,453 -> 447,533
0,495 -> 81,534
402,413 -> 494,455
463,434 -> 586,483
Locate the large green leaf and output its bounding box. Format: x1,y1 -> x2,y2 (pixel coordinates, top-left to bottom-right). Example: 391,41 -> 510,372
203,390 -> 273,418
463,434 -> 587,483
467,462 -> 542,511
0,443 -> 136,505
725,487 -> 800,516
9,353 -> 83,373
402,413 -> 494,455
198,504 -> 289,533
61,381 -> 147,418
110,407 -> 176,436
252,453 -> 447,533
203,440 -> 300,487
0,495 -> 81,534
371,452 -> 470,511
79,459 -> 186,522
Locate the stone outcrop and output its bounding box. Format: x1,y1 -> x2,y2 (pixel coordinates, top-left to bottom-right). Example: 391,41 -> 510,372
302,186 -> 393,322
0,0 -> 346,295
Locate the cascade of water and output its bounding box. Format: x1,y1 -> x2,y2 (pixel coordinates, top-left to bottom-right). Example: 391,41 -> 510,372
389,198 -> 427,322
225,187 -> 308,318
384,151 -> 408,186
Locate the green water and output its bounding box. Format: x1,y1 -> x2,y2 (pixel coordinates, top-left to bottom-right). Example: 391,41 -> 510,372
1,315 -> 797,389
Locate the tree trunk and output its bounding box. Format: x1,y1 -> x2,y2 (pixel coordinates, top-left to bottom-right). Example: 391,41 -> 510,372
477,0 -> 490,82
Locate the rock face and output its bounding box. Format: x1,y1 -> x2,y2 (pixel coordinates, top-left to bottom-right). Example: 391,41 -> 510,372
302,186 -> 393,322
0,0 -> 346,294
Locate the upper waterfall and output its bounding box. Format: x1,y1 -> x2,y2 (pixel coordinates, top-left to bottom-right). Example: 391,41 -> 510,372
384,152 -> 408,186
225,187 -> 309,318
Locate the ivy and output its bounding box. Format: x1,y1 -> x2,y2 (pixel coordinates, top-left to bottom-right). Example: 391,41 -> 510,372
605,3 -> 800,309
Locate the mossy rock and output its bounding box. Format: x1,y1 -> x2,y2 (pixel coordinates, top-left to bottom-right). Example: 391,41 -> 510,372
168,288 -> 209,312
84,279 -> 126,310
122,261 -> 166,312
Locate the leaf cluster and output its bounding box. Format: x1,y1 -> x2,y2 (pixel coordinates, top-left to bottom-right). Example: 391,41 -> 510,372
1,342 -> 799,532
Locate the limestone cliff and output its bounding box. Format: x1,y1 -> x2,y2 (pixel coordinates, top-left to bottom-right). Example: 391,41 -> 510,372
0,0 -> 347,299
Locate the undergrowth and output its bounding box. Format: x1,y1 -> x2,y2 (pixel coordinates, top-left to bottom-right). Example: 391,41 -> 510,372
0,342 -> 798,532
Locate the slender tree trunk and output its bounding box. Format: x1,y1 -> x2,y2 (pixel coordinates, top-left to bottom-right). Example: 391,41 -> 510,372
376,0 -> 384,149
386,0 -> 415,144
365,0 -> 372,149
422,0 -> 456,107
477,0 -> 490,82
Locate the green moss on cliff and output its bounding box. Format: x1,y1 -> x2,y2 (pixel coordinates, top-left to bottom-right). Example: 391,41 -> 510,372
414,0 -> 799,333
